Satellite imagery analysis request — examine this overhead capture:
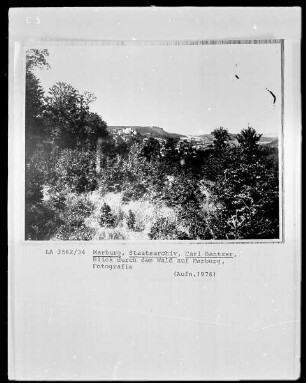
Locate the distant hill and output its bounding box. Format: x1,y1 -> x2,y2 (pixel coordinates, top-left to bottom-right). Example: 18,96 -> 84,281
261,138 -> 279,148
107,126 -> 278,148
107,126 -> 184,139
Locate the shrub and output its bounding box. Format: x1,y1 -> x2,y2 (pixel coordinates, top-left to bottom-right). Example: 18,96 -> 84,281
25,201 -> 62,240
99,202 -> 115,227
36,191 -> 95,240
127,209 -> 136,230
52,148 -> 97,193
55,224 -> 95,240
149,217 -> 188,240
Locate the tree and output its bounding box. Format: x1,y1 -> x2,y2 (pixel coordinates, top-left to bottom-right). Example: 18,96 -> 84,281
141,137 -> 161,161
51,148 -> 98,193
211,127 -> 230,151
209,132 -> 279,239
237,126 -> 262,155
204,127 -> 232,181
99,203 -> 115,227
121,143 -> 152,202
25,49 -> 51,240
25,49 -> 50,150
43,82 -> 109,148
26,49 -> 50,72
127,210 -> 136,230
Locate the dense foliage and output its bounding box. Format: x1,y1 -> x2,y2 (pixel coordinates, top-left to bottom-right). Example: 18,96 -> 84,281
25,49 -> 279,240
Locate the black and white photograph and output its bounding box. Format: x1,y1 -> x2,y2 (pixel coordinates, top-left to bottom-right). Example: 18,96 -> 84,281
9,8 -> 301,381
25,41 -> 282,241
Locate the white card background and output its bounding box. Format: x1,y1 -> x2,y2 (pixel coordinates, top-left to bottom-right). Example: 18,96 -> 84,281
8,7 -> 301,380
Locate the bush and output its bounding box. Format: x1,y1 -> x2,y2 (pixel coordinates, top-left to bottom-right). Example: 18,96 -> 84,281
99,203 -> 115,227
52,148 -> 97,193
127,209 -> 136,230
209,151 -> 279,239
36,191 -> 95,240
25,201 -> 62,240
176,202 -> 215,240
149,217 -> 188,240
55,225 -> 95,240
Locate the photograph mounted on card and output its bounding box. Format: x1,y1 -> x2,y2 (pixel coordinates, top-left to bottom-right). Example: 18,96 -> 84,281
9,7 -> 301,381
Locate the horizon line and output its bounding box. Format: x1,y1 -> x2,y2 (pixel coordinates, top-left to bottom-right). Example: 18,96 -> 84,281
106,125 -> 279,138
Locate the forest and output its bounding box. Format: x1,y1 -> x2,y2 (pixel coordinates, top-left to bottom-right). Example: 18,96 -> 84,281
25,49 -> 280,240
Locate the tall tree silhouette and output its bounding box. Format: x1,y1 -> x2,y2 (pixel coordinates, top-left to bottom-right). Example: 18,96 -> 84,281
211,127 -> 230,151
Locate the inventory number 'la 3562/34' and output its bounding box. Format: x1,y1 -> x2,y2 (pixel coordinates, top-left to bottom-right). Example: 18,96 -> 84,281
45,249 -> 86,255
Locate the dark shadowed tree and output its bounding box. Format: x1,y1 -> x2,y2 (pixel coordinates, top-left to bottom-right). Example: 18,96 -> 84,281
211,126 -> 230,151
43,82 -> 109,149
209,126 -> 279,239
25,49 -> 50,151
141,137 -> 161,161
25,49 -> 52,239
237,126 -> 262,155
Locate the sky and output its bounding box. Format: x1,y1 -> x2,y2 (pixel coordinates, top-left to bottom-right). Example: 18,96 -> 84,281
34,43 -> 282,137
